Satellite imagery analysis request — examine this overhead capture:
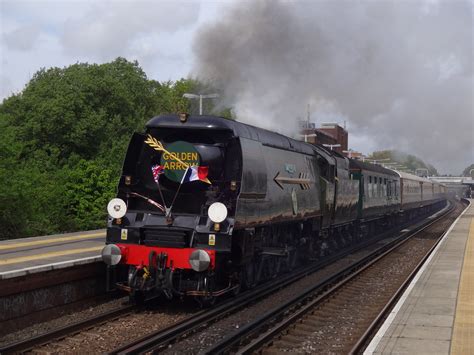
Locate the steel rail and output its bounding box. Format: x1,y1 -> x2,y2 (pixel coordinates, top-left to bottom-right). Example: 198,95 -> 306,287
108,248 -> 359,355
1,212 -> 405,355
109,225 -> 406,355
2,203 -> 450,355
205,201 -> 456,354
111,203 -> 451,355
0,304 -> 136,354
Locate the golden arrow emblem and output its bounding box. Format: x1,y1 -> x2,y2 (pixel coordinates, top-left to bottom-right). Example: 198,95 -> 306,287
274,171 -> 312,190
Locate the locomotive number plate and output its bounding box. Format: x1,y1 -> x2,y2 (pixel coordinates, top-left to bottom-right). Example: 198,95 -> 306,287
121,228 -> 128,240
209,234 -> 216,246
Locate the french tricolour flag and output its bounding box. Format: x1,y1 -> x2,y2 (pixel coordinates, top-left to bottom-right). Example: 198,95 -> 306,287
181,166 -> 211,184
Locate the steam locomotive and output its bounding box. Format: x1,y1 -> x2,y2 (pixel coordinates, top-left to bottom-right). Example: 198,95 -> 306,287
101,114 -> 447,303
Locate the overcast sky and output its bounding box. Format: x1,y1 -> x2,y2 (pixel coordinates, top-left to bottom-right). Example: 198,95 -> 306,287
0,0 -> 221,96
1,0 -> 473,174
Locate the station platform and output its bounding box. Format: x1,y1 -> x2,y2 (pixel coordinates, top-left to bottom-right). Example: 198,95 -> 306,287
0,229 -> 105,279
365,199 -> 474,355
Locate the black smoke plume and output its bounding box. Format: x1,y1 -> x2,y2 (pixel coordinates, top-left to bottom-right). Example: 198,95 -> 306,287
193,0 -> 473,174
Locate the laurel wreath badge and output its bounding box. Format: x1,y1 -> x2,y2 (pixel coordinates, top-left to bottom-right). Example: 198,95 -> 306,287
144,134 -> 189,167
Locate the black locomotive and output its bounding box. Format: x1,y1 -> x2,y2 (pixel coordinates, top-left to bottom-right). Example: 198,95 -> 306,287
102,114 -> 446,302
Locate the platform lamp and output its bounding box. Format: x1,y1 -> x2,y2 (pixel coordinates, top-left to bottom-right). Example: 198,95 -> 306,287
323,144 -> 341,151
299,133 -> 317,143
182,93 -> 219,115
342,149 -> 354,158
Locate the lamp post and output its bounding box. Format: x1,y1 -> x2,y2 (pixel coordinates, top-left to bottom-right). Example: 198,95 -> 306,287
323,144 -> 341,151
342,149 -> 354,158
182,93 -> 219,115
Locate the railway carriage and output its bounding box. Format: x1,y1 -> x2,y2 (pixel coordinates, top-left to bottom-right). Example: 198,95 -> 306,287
349,160 -> 400,219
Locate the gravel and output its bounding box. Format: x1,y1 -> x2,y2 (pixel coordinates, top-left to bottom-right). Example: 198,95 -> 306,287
0,296 -> 128,346
161,246 -> 384,354
35,300 -> 197,353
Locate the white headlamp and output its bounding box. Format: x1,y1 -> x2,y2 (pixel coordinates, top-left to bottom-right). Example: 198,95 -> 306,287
208,202 -> 228,223
107,198 -> 127,219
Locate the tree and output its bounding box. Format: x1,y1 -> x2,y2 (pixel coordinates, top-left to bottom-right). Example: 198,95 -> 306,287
368,150 -> 439,176
0,59 -> 159,238
462,164 -> 474,177
0,58 -> 233,239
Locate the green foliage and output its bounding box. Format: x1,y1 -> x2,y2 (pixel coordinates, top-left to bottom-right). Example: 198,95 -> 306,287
369,150 -> 439,176
462,164 -> 474,177
0,58 -> 232,239
3,58 -> 158,163
63,160 -> 116,230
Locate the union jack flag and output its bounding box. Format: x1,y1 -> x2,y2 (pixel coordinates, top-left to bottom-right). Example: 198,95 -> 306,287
151,164 -> 165,183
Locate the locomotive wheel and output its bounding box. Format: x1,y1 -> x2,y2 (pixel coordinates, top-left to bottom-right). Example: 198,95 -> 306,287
195,275 -> 216,307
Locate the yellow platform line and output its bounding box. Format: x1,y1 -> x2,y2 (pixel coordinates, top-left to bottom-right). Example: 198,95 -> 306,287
0,232 -> 105,250
0,246 -> 103,265
451,218 -> 474,354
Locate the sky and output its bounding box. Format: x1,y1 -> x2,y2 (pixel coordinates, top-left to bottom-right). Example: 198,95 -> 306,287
1,0 -> 473,174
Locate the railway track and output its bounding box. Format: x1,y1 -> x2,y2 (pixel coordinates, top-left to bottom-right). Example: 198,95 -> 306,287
109,203 -> 457,354
204,200 -> 463,354
0,239 -> 374,354
0,203 -> 457,354
109,247 -> 368,354
0,304 -> 136,354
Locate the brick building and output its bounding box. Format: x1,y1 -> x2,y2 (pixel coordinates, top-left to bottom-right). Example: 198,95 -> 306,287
299,121 -> 348,154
